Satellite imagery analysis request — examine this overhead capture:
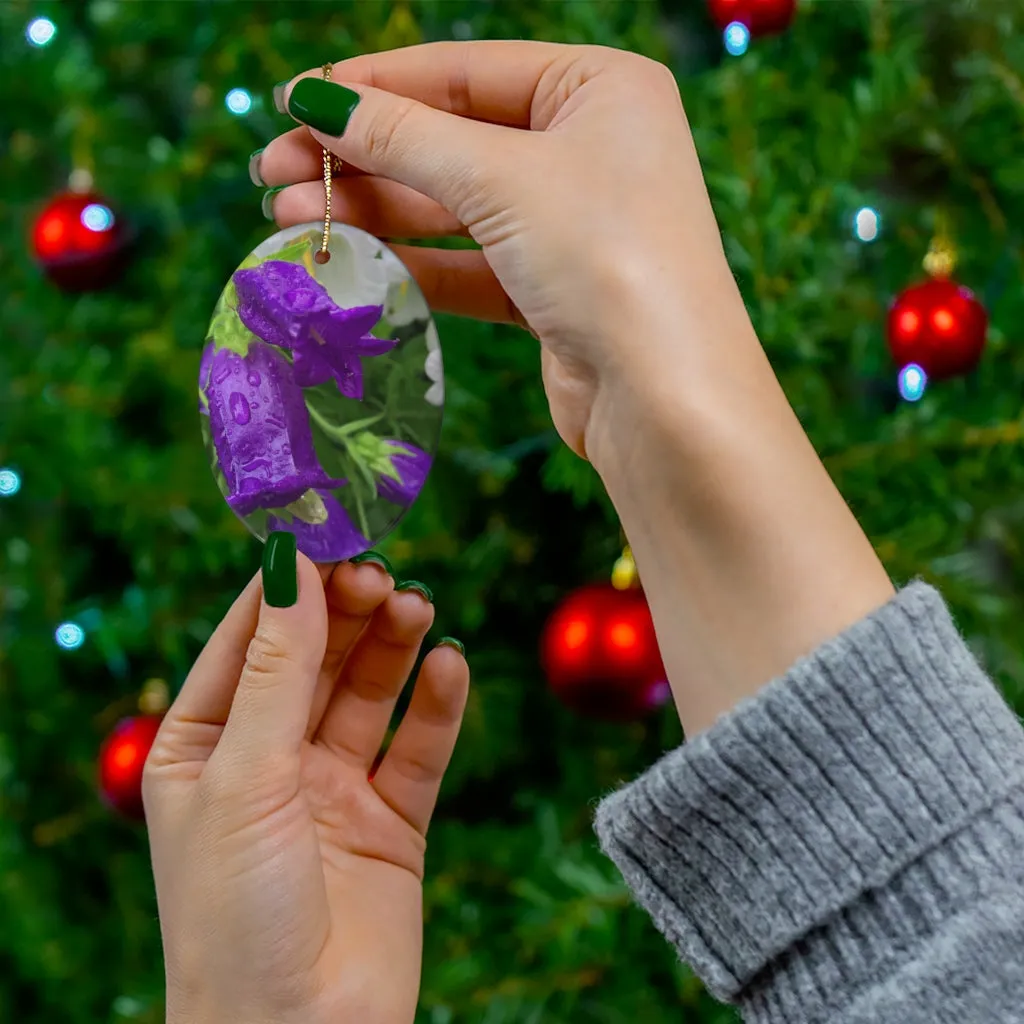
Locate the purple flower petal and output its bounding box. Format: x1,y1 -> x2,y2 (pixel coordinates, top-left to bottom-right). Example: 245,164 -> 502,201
204,342 -> 344,517
233,261 -> 334,351
377,442 -> 432,507
267,490 -> 369,563
233,261 -> 397,399
199,340 -> 215,415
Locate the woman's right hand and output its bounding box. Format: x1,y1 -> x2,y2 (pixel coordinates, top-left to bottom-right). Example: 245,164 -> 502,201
256,41 -> 753,469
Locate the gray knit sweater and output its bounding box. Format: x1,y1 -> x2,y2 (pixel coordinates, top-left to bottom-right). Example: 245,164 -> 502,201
594,582 -> 1024,1022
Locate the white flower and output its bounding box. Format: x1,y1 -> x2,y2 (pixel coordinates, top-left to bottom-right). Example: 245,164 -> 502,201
313,226 -> 385,309
313,225 -> 429,326
424,344 -> 444,407
425,320 -> 441,353
383,267 -> 430,326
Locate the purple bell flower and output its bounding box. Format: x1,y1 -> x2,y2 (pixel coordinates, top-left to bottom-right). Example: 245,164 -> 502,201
377,442 -> 432,507
204,342 -> 345,517
233,260 -> 397,400
267,489 -> 369,563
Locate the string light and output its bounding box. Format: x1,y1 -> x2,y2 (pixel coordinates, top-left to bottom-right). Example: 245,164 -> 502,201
0,468 -> 21,497
55,622 -> 86,650
225,88 -> 253,115
853,207 -> 881,242
724,22 -> 751,56
26,17 -> 57,47
898,363 -> 927,402
81,203 -> 115,232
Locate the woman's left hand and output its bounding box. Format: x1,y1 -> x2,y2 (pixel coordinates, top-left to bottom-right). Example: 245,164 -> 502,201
143,545 -> 469,1024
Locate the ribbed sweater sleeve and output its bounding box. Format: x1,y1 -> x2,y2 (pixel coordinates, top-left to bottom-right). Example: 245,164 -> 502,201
593,582 -> 1024,1023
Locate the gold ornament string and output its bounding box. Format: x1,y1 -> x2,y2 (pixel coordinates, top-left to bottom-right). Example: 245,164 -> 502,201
314,63 -> 344,265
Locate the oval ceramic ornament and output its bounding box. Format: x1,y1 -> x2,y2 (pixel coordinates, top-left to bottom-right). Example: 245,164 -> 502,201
199,221 -> 443,563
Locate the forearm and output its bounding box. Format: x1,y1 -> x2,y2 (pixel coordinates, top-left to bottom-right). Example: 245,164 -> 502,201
586,277 -> 894,736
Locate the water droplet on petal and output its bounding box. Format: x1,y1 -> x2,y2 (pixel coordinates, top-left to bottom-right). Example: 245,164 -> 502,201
229,391 -> 251,425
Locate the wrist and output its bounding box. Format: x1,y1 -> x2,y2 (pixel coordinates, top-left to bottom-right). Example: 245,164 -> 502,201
587,302 -> 894,736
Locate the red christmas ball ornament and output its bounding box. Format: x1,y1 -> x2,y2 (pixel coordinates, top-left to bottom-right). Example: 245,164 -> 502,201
886,278 -> 988,381
707,0 -> 797,36
31,190 -> 129,291
98,714 -> 162,819
541,583 -> 669,721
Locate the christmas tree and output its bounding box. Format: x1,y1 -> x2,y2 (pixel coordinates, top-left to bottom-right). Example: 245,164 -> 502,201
2,1 -> 1022,1022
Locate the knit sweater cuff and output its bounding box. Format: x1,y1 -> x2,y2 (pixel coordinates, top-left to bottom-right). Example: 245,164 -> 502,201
593,582 -> 1024,1015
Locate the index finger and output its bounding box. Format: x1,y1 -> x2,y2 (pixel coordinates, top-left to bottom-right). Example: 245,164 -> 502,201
281,40 -> 572,129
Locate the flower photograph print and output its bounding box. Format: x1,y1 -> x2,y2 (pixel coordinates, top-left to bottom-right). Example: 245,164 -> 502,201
199,222 -> 443,561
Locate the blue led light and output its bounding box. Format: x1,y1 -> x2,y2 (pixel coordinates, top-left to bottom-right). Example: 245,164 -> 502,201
724,22 -> 750,56
26,17 -> 57,47
0,468 -> 20,497
225,88 -> 253,115
81,203 -> 115,232
854,206 -> 881,242
55,622 -> 86,650
898,363 -> 927,403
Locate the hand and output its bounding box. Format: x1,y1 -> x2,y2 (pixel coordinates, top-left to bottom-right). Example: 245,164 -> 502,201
255,42 -> 892,737
256,41 -> 747,467
144,551 -> 469,1024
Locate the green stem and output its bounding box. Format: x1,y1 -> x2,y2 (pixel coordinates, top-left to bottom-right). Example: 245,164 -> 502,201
307,402 -> 385,442
352,483 -> 370,540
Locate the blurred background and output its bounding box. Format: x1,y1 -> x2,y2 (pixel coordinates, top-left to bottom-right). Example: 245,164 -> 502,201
1,0 -> 1023,1021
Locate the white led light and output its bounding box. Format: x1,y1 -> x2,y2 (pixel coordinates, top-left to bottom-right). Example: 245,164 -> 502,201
898,363 -> 927,402
0,468 -> 21,496
225,88 -> 253,115
854,206 -> 881,243
81,203 -> 115,232
55,622 -> 86,650
27,17 -> 57,47
724,22 -> 750,57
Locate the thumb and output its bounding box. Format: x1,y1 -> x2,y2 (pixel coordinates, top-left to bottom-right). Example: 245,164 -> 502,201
281,76 -> 514,222
218,532 -> 327,766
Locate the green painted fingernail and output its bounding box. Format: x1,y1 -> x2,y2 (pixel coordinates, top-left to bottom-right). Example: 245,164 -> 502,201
263,531 -> 297,608
248,148 -> 266,187
349,550 -> 394,575
261,185 -> 286,221
272,81 -> 289,114
437,637 -> 465,657
396,580 -> 433,603
287,78 -> 361,136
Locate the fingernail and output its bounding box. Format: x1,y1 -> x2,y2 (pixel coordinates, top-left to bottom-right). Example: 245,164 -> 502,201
287,78 -> 361,136
437,636 -> 465,657
396,580 -> 433,603
261,185 -> 286,221
263,531 -> 298,608
272,80 -> 289,114
349,550 -> 394,575
248,148 -> 266,187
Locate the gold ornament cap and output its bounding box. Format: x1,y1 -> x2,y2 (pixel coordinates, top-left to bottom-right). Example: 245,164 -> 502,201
138,677 -> 170,715
611,545 -> 639,590
923,211 -> 957,279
